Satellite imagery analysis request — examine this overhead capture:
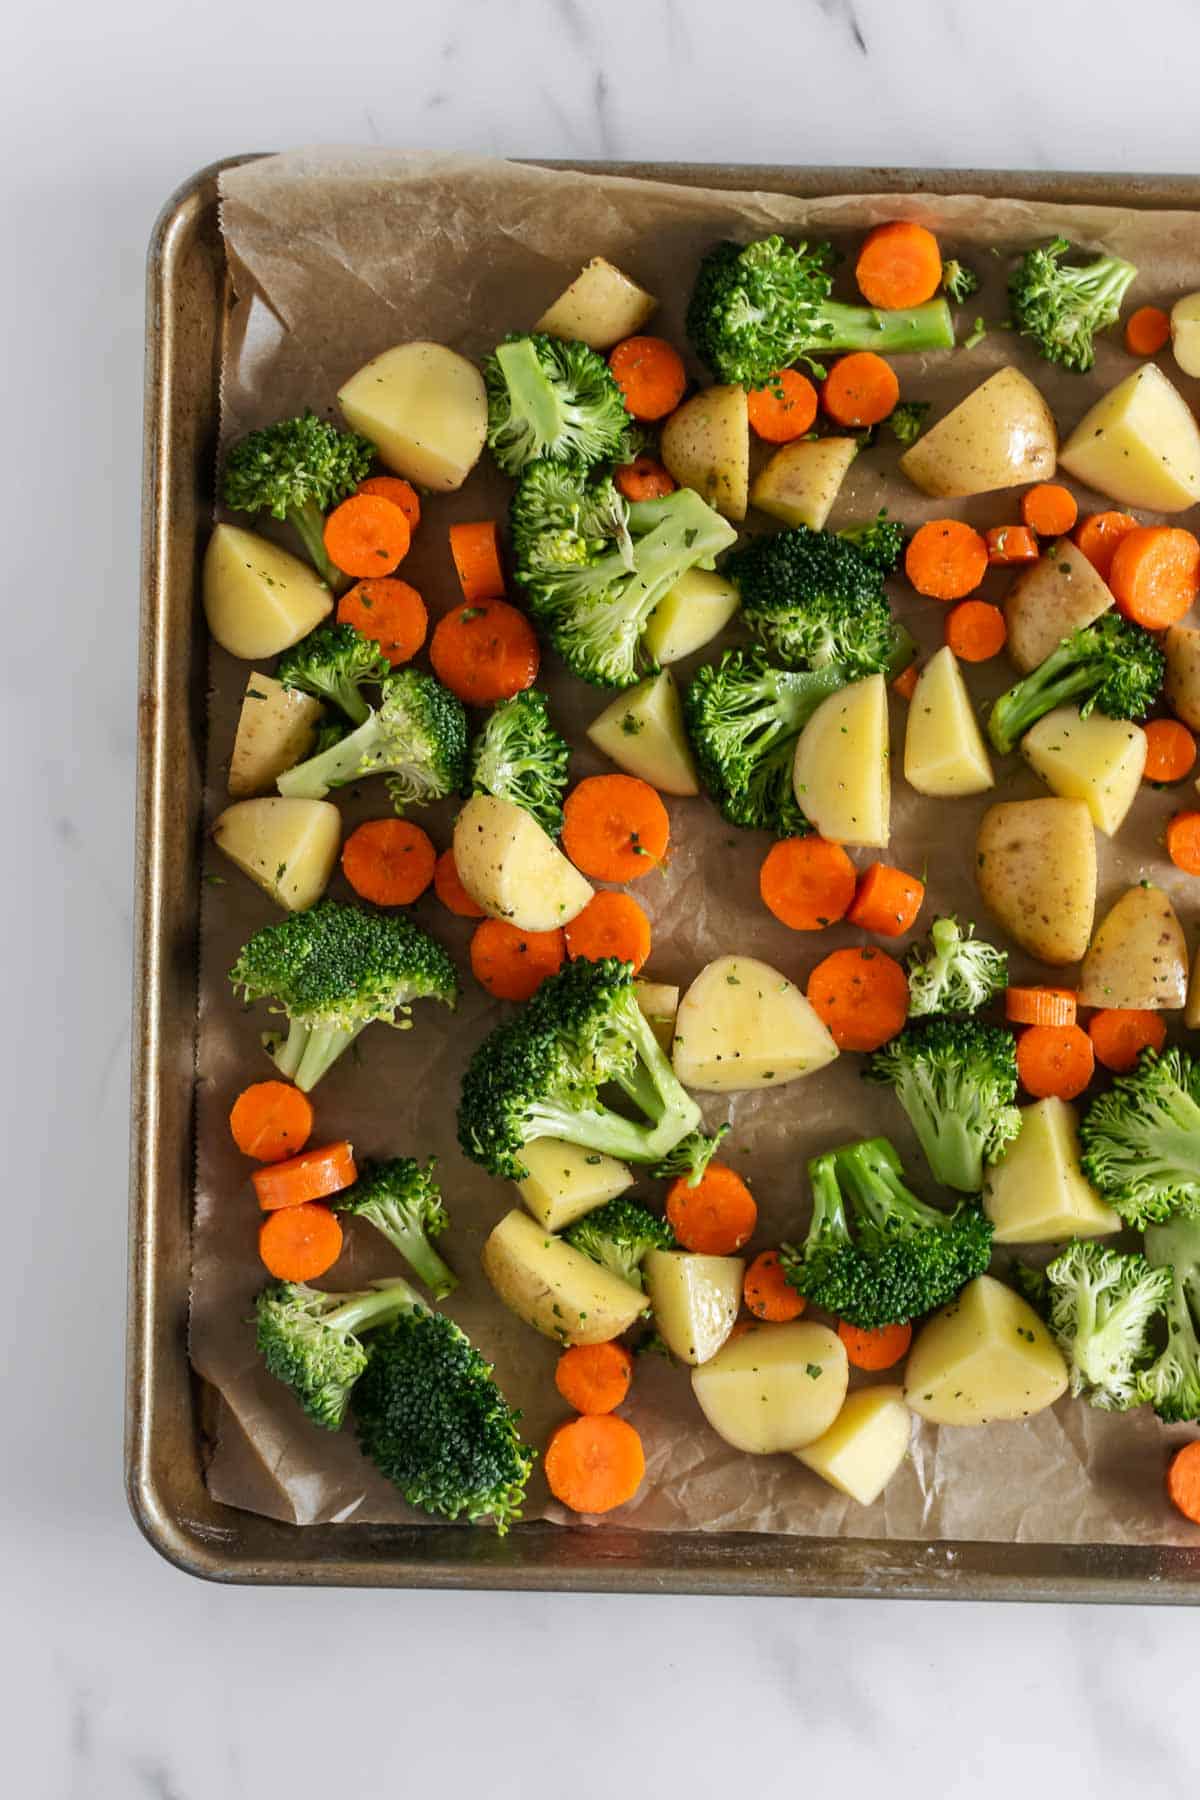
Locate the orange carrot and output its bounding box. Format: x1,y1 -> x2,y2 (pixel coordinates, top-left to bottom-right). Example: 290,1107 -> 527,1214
357,475 -> 421,532
806,946 -> 909,1053
1125,305 -> 1171,357
544,1413 -> 645,1514
1016,1024 -> 1095,1101
562,775 -> 669,882
837,1318 -> 913,1371
746,369 -> 819,442
323,493 -> 411,578
1087,1008 -> 1167,1074
258,1202 -> 344,1282
1167,810 -> 1200,873
1021,483 -> 1079,537
1109,525 -> 1200,629
986,525 -> 1040,567
1143,718 -> 1197,784
564,890 -> 652,972
944,599 -> 1008,662
1073,510 -> 1139,581
846,862 -> 926,937
1166,1440 -> 1200,1524
251,1141 -> 357,1212
337,578 -> 428,666
614,456 -> 676,502
429,598 -> 540,705
432,847 -> 486,919
1005,986 -> 1077,1028
341,818 -> 436,906
229,1081 -> 314,1163
905,519 -> 989,600
470,918 -> 565,1002
554,1342 -> 634,1415
892,661 -> 921,701
758,835 -> 857,931
666,1162 -> 757,1256
821,351 -> 900,428
608,335 -> 686,421
854,221 -> 943,309
449,521 -> 506,604
744,1250 -> 806,1322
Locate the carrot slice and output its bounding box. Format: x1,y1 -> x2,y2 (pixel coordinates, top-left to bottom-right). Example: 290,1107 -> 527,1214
554,1342 -> 634,1416
746,370 -> 819,442
544,1413 -> 645,1515
846,862 -> 925,937
562,775 -> 669,882
429,597 -> 540,704
1109,525 -> 1200,629
563,890 -> 652,972
837,1319 -> 912,1371
666,1162 -> 757,1255
470,918 -> 565,1001
251,1141 -> 357,1212
854,221 -> 943,309
1087,1008 -> 1167,1074
891,661 -> 921,702
1167,810 -> 1200,873
945,599 -> 1007,662
357,474 -> 421,531
449,521 -> 506,604
323,493 -> 411,578
608,336 -> 687,421
905,519 -> 989,600
229,1081 -> 314,1163
1143,719 -> 1197,784
341,818 -> 436,906
744,1250 -> 806,1322
806,946 -> 909,1052
1021,483 -> 1078,537
337,578 -> 427,666
759,835 -> 857,931
1125,306 -> 1171,357
821,352 -> 900,428
1005,986 -> 1077,1028
1015,1024 -> 1095,1100
1073,511 -> 1139,581
614,456 -> 676,502
1166,1440 -> 1200,1524
432,847 -> 486,919
986,525 -> 1039,567
258,1202 -> 344,1282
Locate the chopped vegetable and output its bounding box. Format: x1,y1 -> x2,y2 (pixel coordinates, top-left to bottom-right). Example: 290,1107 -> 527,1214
1108,525 -> 1200,629
258,1202 -> 344,1282
821,352 -> 900,428
1087,1008 -> 1166,1074
564,1194 -> 675,1287
608,335 -> 687,420
256,1276 -> 420,1429
430,597 -> 540,706
555,1341 -> 634,1415
1009,237 -> 1138,373
341,819 -> 436,906
865,1016 -> 1020,1192
747,369 -> 819,441
666,1162 -> 757,1255
448,521 -> 506,603
332,1155 -> 456,1299
564,891 -> 652,972
744,1250 -> 807,1322
432,847 -> 486,919
1080,1047 -> 1200,1224
837,1318 -> 912,1371
759,835 -> 857,931
1005,986 -> 1076,1027
1017,1241 -> 1170,1410
1016,1022 -> 1096,1101
221,411 -> 374,587
906,917 -> 1007,1017
987,614 -> 1164,755
337,578 -> 428,667
807,946 -> 909,1053
561,774 -> 669,881
726,525 -> 896,678
855,221 -> 943,309
470,918 -> 566,1001
484,331 -> 632,475
846,862 -> 925,938
323,493 -> 410,578
229,1081 -> 314,1163
904,519 -> 988,600
252,1140 -> 357,1212
468,688 -> 569,837
544,1413 -> 645,1514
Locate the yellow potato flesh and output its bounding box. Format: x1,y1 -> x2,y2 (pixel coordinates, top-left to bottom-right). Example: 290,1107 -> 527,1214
203,524 -> 332,661
750,437 -> 857,529
1059,363 -> 1200,512
338,340 -> 486,492
904,1275 -> 1068,1426
691,1322 -> 849,1453
481,1210 -> 646,1347
1077,883 -> 1188,1010
792,674 -> 890,846
586,670 -> 699,796
535,257 -> 657,349
984,1098 -> 1120,1244
515,1140 -> 634,1233
671,954 -> 838,1093
452,794 -> 592,930
212,798 -> 341,911
1021,705 -> 1146,836
643,1249 -> 743,1366
904,646 -> 994,797
228,673 -> 322,798
794,1386 -> 912,1505
643,567 -> 740,665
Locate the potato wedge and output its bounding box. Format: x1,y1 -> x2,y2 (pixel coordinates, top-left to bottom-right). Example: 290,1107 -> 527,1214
1187,942 -> 1200,1030
515,1140 -> 635,1233
643,1249 -> 743,1365
1059,363 -> 1200,513
1170,290 -> 1200,379
904,1275 -> 1069,1426
793,674 -> 889,846
691,1321 -> 849,1453
635,979 -> 680,1053
228,672 -> 323,798
481,1209 -> 646,1347
984,1098 -> 1121,1243
794,1386 -> 912,1505
660,385 -> 749,522
750,437 -> 858,530
203,524 -> 333,661
899,367 -> 1057,498
1077,884 -> 1188,1009
903,646 -> 994,797
212,798 -> 341,911
1004,539 -> 1114,674
586,670 -> 699,796
976,797 -> 1096,965
643,568 -> 740,665
453,794 -> 592,930
535,257 -> 657,349
338,340 -> 487,492
1021,705 -> 1146,836
1164,625 -> 1200,731
672,954 -> 838,1093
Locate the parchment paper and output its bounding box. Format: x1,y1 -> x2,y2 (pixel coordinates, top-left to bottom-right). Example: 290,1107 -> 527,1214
192,149 -> 1200,1545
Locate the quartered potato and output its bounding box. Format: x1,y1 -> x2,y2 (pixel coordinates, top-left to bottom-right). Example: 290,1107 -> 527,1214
203,524 -> 332,661
671,954 -> 839,1093
453,794 -> 592,930
793,673 -> 890,846
976,797 -> 1096,965
643,567 -> 740,665
1187,941 -> 1200,1030
904,1275 -> 1069,1427
643,1249 -> 743,1365
535,257 -> 657,349
482,1209 -> 646,1347
635,979 -> 680,1053
984,1098 -> 1120,1243
515,1140 -> 634,1233
586,670 -> 699,796
899,367 -> 1057,498
338,341 -> 487,492
794,1386 -> 912,1506
750,437 -> 858,530
1077,883 -> 1188,1010
903,646 -> 994,797
1021,706 -> 1146,836
660,385 -> 750,522
1004,539 -> 1114,674
212,797 -> 341,911
1059,363 -> 1200,513
228,672 -> 323,798
1170,290 -> 1200,378
691,1321 -> 849,1453
1164,625 -> 1200,731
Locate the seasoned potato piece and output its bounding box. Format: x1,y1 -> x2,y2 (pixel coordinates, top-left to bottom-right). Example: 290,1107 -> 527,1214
1077,884 -> 1188,1010
482,1210 -> 646,1347
1021,706 -> 1146,836
212,798 -> 341,911
535,257 -> 657,349
635,979 -> 679,1053
1170,290 -> 1200,379
793,674 -> 889,845
1187,942 -> 1200,1030
643,568 -> 740,665
586,671 -> 699,796
203,524 -> 332,661
976,797 -> 1096,965
660,386 -> 749,522
1004,539 -> 1113,674
338,341 -> 487,492
643,1249 -> 743,1365
1059,364 -> 1200,513
228,672 -> 322,798
750,438 -> 858,530
899,367 -> 1057,498
904,1275 -> 1069,1426
515,1140 -> 634,1233
904,646 -> 994,797
794,1386 -> 912,1505
691,1321 -> 849,1453
672,954 -> 838,1093
1164,625 -> 1200,731
984,1098 -> 1121,1243
453,794 -> 592,930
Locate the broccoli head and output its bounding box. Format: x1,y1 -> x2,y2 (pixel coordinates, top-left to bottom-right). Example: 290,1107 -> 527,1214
905,917 -> 1008,1018
941,259 -> 980,303
864,1016 -> 1021,1194
221,411 -> 374,587
1140,1215 -> 1200,1423
726,526 -> 896,678
1080,1047 -> 1200,1226
468,688 -> 570,838
334,1157 -> 456,1300
277,667 -> 467,812
684,649 -> 843,836
509,458 -> 633,577
1017,1241 -> 1171,1411
563,1195 -> 676,1290
484,333 -> 632,476
255,1277 -> 419,1430
837,511 -> 908,575
987,612 -> 1163,755
275,620 -> 390,726
1009,237 -> 1138,373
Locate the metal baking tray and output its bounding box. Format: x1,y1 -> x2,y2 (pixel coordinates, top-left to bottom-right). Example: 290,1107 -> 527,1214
129,156 -> 1200,1597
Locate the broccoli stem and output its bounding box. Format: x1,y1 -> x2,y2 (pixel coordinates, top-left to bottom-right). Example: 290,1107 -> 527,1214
807,1153 -> 853,1248
324,1276 -> 426,1336
278,712 -> 381,798
289,497 -> 345,592
988,649 -> 1110,753
495,338 -> 563,450
814,298 -> 955,359
364,1203 -> 457,1300
838,1140 -> 947,1233
269,1018 -> 366,1091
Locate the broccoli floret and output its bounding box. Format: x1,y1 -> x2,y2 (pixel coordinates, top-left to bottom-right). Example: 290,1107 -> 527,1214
684,649 -> 843,835
650,1123 -> 731,1186
230,899 -> 458,1092
864,1016 -> 1020,1194
1009,237 -> 1138,373
510,458 -> 634,576
1080,1048 -> 1200,1225
905,917 -> 1008,1018
354,1303 -> 533,1533
276,668 -> 467,811
458,956 -> 702,1180
255,1277 -> 419,1430
837,511 -> 908,574
484,333 -> 632,476
781,1137 -> 993,1328
726,526 -> 896,677
987,612 -> 1163,755
941,259 -> 980,304
311,715 -> 349,756
1018,1242 -> 1171,1411
1140,1215 -> 1200,1422
221,411 -> 374,587
333,1157 -> 456,1300
468,689 -> 570,837
884,401 -> 930,449
563,1196 -> 675,1290
686,235 -> 955,385
275,621 -> 390,726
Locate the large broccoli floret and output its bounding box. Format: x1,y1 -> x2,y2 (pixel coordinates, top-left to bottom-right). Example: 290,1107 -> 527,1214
509,459 -> 634,576
864,1016 -> 1021,1194
230,899 -> 458,1092
687,235 -> 955,385
221,411 -> 375,587
1140,1215 -> 1200,1423
1080,1048 -> 1200,1225
987,612 -> 1163,755
275,621 -> 390,725
458,956 -> 702,1180
484,333 -> 633,476
563,1196 -> 676,1291
1009,237 -> 1137,373
837,511 -> 908,575
468,688 -> 570,838
255,1277 -> 419,1430
1017,1242 -> 1171,1411
333,1157 -> 456,1300
684,649 -> 844,835
276,668 -> 467,811
781,1137 -> 993,1328
905,917 -> 1008,1018
726,526 -> 896,678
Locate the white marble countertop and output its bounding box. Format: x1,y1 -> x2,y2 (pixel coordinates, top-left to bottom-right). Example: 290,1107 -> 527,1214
7,0 -> 1200,1793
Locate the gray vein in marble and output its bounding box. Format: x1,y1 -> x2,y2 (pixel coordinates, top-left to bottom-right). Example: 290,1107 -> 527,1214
818,0 -> 868,55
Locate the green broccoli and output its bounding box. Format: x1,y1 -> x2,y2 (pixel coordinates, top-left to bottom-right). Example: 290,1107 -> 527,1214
884,401 -> 930,449
837,511 -> 908,574
221,411 -> 374,587
687,235 -> 955,385
987,613 -> 1164,755
468,688 -> 570,838
509,458 -> 633,577
1140,1214 -> 1200,1422
941,259 -> 980,304
864,1016 -> 1021,1194
684,649 -> 843,835
275,621 -> 390,725
333,1157 -> 456,1300
1080,1048 -> 1200,1225
725,525 -> 896,678
484,333 -> 632,476
563,1196 -> 675,1290
230,899 -> 458,1092
650,1123 -> 731,1186
276,668 -> 467,811
781,1137 -> 993,1328
905,917 -> 1008,1018
1009,237 -> 1138,373
458,956 -> 702,1180
1017,1242 -> 1171,1411
255,1277 -> 419,1430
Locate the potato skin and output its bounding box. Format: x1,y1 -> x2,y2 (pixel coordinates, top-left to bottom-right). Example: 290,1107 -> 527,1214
482,1210 -> 646,1347
750,438 -> 857,529
899,367 -> 1057,498
660,385 -> 749,522
1004,540 -> 1113,674
1164,625 -> 1200,731
976,798 -> 1096,964
1077,884 -> 1188,1010
535,257 -> 657,349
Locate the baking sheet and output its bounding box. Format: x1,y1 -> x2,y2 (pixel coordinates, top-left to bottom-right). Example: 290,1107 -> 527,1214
192,148 -> 1200,1544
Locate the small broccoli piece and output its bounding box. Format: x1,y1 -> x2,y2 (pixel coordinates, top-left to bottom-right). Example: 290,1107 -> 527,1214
1140,1215 -> 1200,1422
255,1277 -> 419,1430
650,1123 -> 731,1186
905,917 -> 1008,1017
726,526 -> 896,677
781,1137 -> 993,1328
510,458 -> 634,577
684,649 -> 843,835
458,956 -> 702,1180
1019,1241 -> 1171,1410
276,667 -> 467,811
1080,1048 -> 1200,1225
941,259 -> 980,304
864,1016 -> 1020,1194
230,899 -> 458,1092
311,715 -> 349,756
468,689 -> 570,837
275,621 -> 390,725
987,612 -> 1163,755
333,1157 -> 456,1300
221,411 -> 374,587
484,332 -> 633,476
884,402 -> 930,449
687,235 -> 955,385
837,511 -> 908,575
563,1196 -> 676,1290
1009,237 -> 1137,373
